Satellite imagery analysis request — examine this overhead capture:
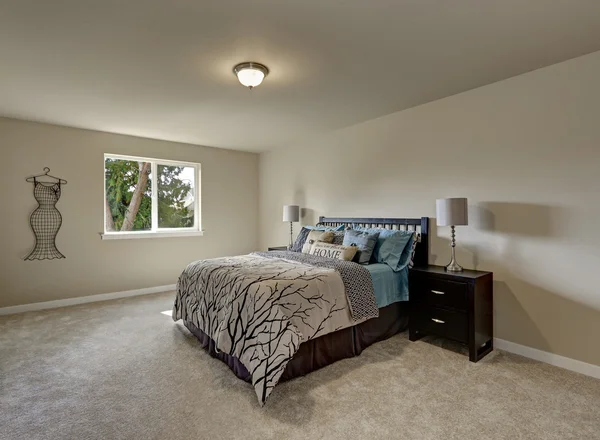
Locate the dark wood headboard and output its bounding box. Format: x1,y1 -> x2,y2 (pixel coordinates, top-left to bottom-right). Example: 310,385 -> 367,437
317,216 -> 429,267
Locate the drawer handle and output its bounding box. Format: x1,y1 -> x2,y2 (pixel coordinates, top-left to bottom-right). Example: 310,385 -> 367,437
431,290 -> 445,295
431,318 -> 445,324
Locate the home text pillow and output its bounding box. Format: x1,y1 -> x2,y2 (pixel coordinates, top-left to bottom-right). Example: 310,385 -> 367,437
301,230 -> 335,253
342,229 -> 380,264
352,226 -> 413,270
308,242 -> 358,261
291,225 -> 344,252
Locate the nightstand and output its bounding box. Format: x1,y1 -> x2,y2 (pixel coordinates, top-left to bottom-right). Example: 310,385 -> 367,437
268,246 -> 288,251
409,265 -> 493,362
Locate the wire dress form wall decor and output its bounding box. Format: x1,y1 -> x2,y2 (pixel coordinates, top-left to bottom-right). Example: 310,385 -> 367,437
24,168 -> 67,261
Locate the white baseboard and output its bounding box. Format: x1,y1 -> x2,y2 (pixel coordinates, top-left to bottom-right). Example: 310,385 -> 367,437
494,338 -> 600,380
0,284 -> 176,316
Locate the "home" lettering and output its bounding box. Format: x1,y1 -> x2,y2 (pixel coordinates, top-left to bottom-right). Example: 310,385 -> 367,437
313,248 -> 342,259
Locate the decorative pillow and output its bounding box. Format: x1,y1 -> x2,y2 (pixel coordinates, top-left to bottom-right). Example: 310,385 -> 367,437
308,242 -> 357,261
290,227 -> 311,252
343,229 -> 380,264
291,225 -> 345,252
332,230 -> 345,245
301,230 -> 335,253
406,232 -> 419,268
352,226 -> 414,270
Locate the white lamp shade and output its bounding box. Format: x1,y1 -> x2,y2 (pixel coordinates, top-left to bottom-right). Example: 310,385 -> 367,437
436,198 -> 468,226
283,205 -> 300,222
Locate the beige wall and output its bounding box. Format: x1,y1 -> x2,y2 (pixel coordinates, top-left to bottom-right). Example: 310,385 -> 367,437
0,118 -> 259,308
259,51 -> 600,366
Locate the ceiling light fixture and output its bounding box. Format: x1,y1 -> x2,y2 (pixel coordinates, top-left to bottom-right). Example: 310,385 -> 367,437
233,62 -> 269,89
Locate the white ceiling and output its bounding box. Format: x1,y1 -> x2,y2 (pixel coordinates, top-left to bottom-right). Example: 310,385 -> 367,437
1,0 -> 600,152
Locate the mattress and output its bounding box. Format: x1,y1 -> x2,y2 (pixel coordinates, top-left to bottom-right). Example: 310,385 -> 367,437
365,263 -> 409,308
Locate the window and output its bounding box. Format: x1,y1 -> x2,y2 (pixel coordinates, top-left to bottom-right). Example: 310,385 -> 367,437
102,154 -> 201,239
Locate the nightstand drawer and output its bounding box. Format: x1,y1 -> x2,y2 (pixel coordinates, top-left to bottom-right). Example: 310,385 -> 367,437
412,306 -> 468,343
414,277 -> 468,311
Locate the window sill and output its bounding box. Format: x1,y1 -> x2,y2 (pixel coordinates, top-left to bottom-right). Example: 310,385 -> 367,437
100,230 -> 204,240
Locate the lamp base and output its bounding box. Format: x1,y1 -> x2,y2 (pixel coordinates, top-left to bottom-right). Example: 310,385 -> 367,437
445,225 -> 463,272
445,261 -> 464,272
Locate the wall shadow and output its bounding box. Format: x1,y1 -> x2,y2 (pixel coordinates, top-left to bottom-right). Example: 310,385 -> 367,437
492,276 -> 600,365
433,232 -> 476,269
293,186 -> 307,222
459,239 -> 481,270
493,279 -> 549,352
301,208 -> 316,226
470,202 -> 567,237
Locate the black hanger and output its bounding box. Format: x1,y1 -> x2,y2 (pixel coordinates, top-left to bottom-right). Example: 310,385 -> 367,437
26,167 -> 68,185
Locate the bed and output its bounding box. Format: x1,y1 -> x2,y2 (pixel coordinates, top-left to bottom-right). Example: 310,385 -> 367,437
173,216 -> 429,405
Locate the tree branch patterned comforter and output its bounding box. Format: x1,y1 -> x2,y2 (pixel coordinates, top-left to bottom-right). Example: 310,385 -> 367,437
172,251 -> 379,405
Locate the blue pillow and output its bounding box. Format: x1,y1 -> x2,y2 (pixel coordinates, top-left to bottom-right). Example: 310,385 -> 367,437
343,229 -> 380,264
402,232 -> 418,269
352,226 -> 413,271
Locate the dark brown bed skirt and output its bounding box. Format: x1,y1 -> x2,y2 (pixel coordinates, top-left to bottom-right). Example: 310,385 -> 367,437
184,301 -> 409,383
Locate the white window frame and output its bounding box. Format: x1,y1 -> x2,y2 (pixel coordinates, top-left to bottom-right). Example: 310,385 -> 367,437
101,153 -> 202,240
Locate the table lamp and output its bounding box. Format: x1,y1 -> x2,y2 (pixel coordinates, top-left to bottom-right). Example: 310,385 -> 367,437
436,198 -> 468,272
283,205 -> 300,249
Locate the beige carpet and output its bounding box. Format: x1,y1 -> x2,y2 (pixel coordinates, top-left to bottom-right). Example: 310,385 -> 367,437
1,292 -> 599,440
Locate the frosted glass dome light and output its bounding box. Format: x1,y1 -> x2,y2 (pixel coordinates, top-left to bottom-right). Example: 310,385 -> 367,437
233,62 -> 269,89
